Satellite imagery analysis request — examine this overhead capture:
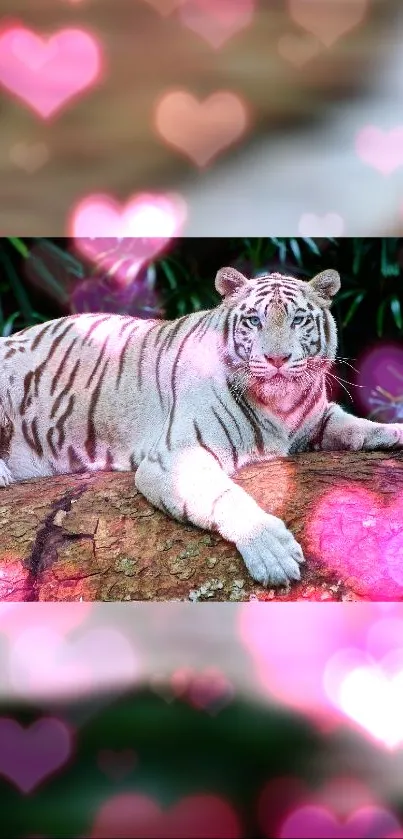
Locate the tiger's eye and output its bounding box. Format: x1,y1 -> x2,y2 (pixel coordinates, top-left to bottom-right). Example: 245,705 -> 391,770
244,315 -> 261,327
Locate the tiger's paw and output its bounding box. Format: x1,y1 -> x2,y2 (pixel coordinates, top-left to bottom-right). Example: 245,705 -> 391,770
236,513 -> 305,587
0,460 -> 13,487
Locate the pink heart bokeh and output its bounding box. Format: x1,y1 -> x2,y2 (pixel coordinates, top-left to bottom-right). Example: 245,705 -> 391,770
7,625 -> 140,701
0,602 -> 92,641
98,749 -> 138,782
355,127 -> 403,176
0,26 -> 101,118
170,666 -> 234,712
238,603 -> 403,737
0,717 -> 73,793
298,213 -> 345,236
178,0 -> 255,49
277,33 -> 322,68
70,193 -> 187,282
278,805 -> 401,839
154,90 -> 249,167
324,617 -> 403,748
287,0 -> 368,48
89,792 -> 241,838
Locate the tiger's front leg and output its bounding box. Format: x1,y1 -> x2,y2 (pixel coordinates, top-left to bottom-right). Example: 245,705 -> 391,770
318,403 -> 403,451
135,447 -> 305,587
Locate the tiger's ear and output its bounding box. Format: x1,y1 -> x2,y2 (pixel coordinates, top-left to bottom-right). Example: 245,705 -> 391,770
215,267 -> 248,297
309,269 -> 341,302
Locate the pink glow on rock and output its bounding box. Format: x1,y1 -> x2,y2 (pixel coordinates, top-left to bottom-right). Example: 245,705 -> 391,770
179,0 -> 255,49
0,553 -> 32,602
355,126 -> 403,175
354,342 -> 403,418
0,26 -> 101,118
306,485 -> 403,599
89,792 -> 242,838
0,717 -> 73,793
278,805 -> 400,839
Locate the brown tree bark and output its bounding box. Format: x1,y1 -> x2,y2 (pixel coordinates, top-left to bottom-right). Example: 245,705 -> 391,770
1,450 -> 403,602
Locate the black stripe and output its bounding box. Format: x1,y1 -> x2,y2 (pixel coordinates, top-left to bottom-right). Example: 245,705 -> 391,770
31,320 -> 57,350
212,386 -> 244,446
50,359 -> 80,419
236,395 -> 267,454
116,327 -> 136,390
85,360 -> 109,461
166,319 -> 207,447
193,420 -> 224,467
86,336 -> 109,389
211,406 -> 238,469
50,338 -> 79,396
138,324 -> 160,390
83,315 -> 112,345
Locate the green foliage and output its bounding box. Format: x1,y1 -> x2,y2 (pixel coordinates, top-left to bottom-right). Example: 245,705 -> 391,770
0,238 -> 402,347
156,238 -> 403,349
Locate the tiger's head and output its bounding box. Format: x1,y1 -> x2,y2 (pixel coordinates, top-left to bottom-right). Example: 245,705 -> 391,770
215,266 -> 341,399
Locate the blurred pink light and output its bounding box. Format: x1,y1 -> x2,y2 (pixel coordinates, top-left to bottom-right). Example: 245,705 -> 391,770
238,604 -> 403,726
70,194 -> 187,285
0,26 -> 101,118
179,0 -> 255,49
324,618 -> 403,748
259,777 -> 396,839
306,485 -> 403,600
89,792 -> 242,838
6,626 -> 141,701
278,804 -> 401,839
354,342 -> 403,417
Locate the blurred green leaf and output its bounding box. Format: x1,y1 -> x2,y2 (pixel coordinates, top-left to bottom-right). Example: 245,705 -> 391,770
390,295 -> 403,330
289,238 -> 302,265
8,237 -> 29,259
302,237 -> 321,256
1,311 -> 21,337
0,248 -> 32,323
342,290 -> 366,327
335,289 -> 364,303
159,260 -> 178,290
377,295 -> 392,337
381,238 -> 399,277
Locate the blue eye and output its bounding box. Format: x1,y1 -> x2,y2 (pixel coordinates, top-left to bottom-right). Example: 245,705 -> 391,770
293,315 -> 305,325
244,315 -> 261,328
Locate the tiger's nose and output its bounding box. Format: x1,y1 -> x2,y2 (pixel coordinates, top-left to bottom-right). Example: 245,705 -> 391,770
265,354 -> 292,369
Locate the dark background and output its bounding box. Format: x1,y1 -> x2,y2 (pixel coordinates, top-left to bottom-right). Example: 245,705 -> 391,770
1,686 -> 400,839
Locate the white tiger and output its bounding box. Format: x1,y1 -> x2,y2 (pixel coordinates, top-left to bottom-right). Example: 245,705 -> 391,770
0,266 -> 402,588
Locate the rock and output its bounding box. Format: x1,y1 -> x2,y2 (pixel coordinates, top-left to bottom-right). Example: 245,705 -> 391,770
0,450 -> 402,601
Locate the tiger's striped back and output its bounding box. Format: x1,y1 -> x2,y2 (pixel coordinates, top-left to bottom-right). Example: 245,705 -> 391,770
0,269 -> 341,485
